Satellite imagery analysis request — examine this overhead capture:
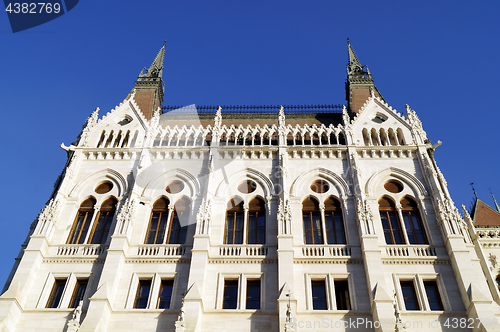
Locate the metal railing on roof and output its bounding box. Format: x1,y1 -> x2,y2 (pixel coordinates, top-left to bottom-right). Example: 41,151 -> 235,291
161,104 -> 343,114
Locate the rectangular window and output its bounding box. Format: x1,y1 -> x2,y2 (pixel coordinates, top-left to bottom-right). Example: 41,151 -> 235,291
246,279 -> 260,310
69,279 -> 88,308
145,212 -> 168,244
334,279 -> 351,310
89,211 -> 114,244
424,281 -> 444,311
223,279 -> 238,309
225,212 -> 244,244
157,279 -> 174,309
311,279 -> 327,310
134,279 -> 152,309
46,279 -> 66,308
400,281 -> 420,310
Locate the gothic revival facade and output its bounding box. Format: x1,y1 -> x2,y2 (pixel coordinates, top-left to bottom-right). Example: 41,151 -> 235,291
1,42 -> 500,332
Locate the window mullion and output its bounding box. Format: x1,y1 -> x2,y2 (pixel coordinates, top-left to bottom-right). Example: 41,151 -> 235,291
320,207 -> 327,245
84,207 -> 100,244
243,207 -> 249,245
396,206 -> 410,245
164,207 -> 174,244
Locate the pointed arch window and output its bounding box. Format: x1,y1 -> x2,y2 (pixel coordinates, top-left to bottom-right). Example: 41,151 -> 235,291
324,197 -> 346,244
303,197 -> 323,244
145,198 -> 170,244
68,198 -> 96,244
401,197 -> 428,245
167,197 -> 189,244
89,197 -> 117,244
225,198 -> 244,244
247,197 -> 266,244
379,197 -> 404,244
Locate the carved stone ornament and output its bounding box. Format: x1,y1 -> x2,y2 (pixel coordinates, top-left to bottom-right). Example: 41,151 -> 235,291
278,106 -> 286,130
77,108 -> 99,147
342,105 -> 351,128
214,106 -> 222,130
405,104 -> 427,140
196,198 -> 212,235
115,197 -> 138,235
356,199 -> 374,235
489,253 -> 498,268
35,198 -> 61,235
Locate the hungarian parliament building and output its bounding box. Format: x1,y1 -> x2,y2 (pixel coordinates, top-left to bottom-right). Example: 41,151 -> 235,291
1,42 -> 500,332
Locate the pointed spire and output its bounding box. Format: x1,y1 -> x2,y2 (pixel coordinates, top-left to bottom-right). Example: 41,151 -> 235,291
128,42 -> 166,120
139,41 -> 166,80
347,38 -> 363,76
345,39 -> 383,113
490,188 -> 500,212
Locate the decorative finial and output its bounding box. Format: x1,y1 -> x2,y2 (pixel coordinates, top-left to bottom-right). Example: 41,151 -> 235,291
347,37 -> 350,44
163,40 -> 166,46
490,188 -> 500,212
470,182 -> 477,198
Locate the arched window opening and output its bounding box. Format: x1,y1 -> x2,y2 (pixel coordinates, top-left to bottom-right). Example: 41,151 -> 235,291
225,198 -> 244,244
228,133 -> 235,146
396,128 -> 405,145
167,197 -> 189,244
245,133 -> 252,146
312,133 -> 320,146
97,131 -> 106,148
379,197 -> 404,244
338,133 -> 346,145
178,134 -> 186,146
271,133 -> 278,146
263,133 -> 270,145
247,197 -> 266,244
89,197 -> 117,244
205,133 -> 212,146
324,197 -> 346,244
330,133 -> 338,145
121,131 -> 130,148
237,134 -> 244,145
362,128 -> 371,146
370,129 -> 380,146
68,198 -> 97,244
304,133 -> 311,145
145,198 -> 170,244
303,197 -> 322,244
161,134 -> 169,147
388,128 -> 398,145
113,131 -> 123,148
380,129 -> 389,146
287,133 -> 294,146
401,197 -> 428,244
187,133 -> 195,146
169,134 -> 178,146
220,133 -> 227,145
254,133 -> 261,145
321,133 -> 328,145
104,131 -> 114,148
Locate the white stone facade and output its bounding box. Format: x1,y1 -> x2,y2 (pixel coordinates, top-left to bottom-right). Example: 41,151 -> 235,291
2,69 -> 500,332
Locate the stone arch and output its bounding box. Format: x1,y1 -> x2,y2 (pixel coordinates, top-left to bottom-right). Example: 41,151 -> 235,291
141,168 -> 200,199
290,168 -> 350,199
365,167 -> 428,198
215,168 -> 274,199
69,168 -> 127,198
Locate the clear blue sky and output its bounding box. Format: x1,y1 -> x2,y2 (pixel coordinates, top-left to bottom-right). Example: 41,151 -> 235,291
1,0 -> 499,288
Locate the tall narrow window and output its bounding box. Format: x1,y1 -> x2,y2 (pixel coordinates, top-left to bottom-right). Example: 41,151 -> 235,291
246,279 -> 261,310
89,198 -> 117,244
158,279 -> 174,309
134,279 -> 151,309
400,280 -> 420,310
311,280 -> 327,310
303,197 -> 323,244
424,281 -> 444,311
334,280 -> 351,310
69,279 -> 88,308
496,276 -> 500,291
324,197 -> 346,244
46,279 -> 66,308
401,197 -> 428,245
379,197 -> 404,244
247,197 -> 266,244
223,279 -> 238,309
68,198 -> 96,244
225,198 -> 244,244
167,197 -> 189,244
145,198 -> 169,244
